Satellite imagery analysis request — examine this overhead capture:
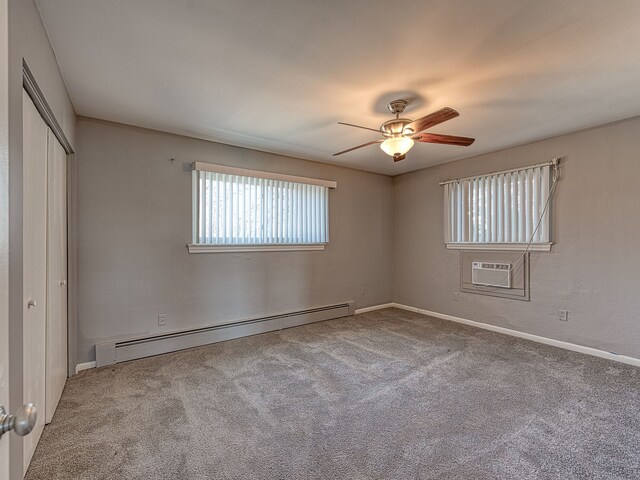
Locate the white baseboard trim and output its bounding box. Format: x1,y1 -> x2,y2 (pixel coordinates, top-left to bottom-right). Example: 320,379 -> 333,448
391,303 -> 640,368
75,361 -> 97,374
354,303 -> 395,315
74,304 -> 639,371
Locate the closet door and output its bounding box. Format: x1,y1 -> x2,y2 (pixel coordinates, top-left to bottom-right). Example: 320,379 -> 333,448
22,89 -> 48,471
45,130 -> 67,423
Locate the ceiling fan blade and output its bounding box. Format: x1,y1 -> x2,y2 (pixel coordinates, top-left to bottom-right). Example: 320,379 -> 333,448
404,107 -> 459,134
393,154 -> 406,162
337,122 -> 381,134
413,133 -> 475,146
333,140 -> 382,156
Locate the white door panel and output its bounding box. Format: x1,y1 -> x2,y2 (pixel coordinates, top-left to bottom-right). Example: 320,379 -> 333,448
0,0 -> 9,473
45,130 -> 67,423
22,89 -> 48,473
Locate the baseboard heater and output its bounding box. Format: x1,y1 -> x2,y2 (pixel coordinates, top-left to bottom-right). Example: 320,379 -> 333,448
95,302 -> 355,367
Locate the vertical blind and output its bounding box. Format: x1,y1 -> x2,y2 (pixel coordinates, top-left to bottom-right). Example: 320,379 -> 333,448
443,164 -> 551,244
193,169 -> 329,245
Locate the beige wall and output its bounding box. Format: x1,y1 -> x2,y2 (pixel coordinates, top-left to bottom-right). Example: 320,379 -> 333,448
9,0 -> 76,149
393,116 -> 640,359
75,118 -> 393,364
76,114 -> 640,364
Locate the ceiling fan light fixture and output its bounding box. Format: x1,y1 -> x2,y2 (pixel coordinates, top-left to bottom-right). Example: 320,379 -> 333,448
380,137 -> 414,157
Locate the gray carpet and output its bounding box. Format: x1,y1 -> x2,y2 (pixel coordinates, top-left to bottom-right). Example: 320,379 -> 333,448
26,308 -> 639,479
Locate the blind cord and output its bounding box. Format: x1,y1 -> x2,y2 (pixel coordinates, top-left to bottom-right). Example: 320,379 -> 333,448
480,160 -> 560,288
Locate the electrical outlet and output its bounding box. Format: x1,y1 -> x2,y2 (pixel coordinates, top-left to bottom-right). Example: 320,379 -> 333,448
158,313 -> 167,326
360,286 -> 366,296
452,292 -> 460,302
558,309 -> 569,322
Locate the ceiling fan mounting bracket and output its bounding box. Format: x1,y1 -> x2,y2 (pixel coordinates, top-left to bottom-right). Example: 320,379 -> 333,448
387,99 -> 408,116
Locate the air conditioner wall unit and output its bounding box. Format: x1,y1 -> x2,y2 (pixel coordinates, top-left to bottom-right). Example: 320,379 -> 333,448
471,262 -> 511,288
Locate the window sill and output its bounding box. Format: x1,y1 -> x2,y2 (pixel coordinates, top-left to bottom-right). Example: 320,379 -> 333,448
187,243 -> 326,254
445,242 -> 553,252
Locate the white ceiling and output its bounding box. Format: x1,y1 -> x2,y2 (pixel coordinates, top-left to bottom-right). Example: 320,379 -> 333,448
36,0 -> 640,175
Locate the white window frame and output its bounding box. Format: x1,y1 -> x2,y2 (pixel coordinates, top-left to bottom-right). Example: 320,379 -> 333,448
188,162 -> 336,253
441,161 -> 557,251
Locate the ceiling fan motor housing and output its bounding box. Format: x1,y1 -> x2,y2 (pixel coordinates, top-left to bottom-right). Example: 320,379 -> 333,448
380,119 -> 412,137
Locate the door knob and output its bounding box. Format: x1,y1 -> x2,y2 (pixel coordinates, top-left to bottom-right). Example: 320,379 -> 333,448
60,280 -> 66,286
27,299 -> 37,309
0,403 -> 37,438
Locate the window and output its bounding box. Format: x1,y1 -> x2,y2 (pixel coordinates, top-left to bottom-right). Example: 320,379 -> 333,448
189,162 -> 336,253
442,162 -> 558,251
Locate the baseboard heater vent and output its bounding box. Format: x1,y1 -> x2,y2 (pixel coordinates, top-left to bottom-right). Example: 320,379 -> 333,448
95,302 -> 354,367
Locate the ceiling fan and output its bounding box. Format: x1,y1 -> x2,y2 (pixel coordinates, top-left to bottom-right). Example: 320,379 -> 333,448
334,100 -> 475,162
